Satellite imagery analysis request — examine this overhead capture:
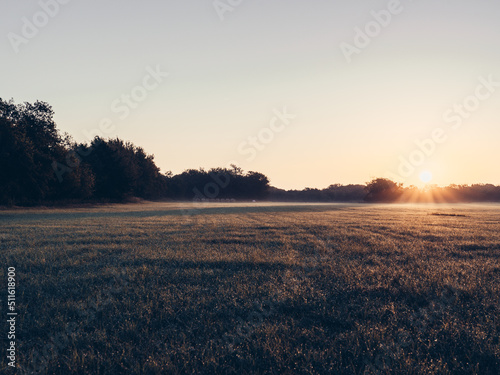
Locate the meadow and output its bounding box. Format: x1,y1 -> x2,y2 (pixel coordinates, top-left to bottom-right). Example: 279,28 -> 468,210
1,202 -> 499,374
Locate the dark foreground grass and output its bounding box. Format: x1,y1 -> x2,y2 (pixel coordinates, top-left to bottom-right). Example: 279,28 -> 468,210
1,202 -> 499,374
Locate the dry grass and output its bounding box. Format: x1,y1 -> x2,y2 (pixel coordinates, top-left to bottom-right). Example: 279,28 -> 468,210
1,202 -> 499,374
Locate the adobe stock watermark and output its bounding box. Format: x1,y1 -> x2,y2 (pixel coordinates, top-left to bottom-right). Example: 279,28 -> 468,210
7,0 -> 72,54
213,0 -> 243,21
180,106 -> 296,213
340,0 -> 408,63
52,65 -> 169,182
237,107 -> 296,162
387,75 -> 500,182
6,267 -> 17,369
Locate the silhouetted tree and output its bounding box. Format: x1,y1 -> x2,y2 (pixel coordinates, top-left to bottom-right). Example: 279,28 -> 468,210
364,178 -> 403,202
79,137 -> 164,200
0,98 -> 67,204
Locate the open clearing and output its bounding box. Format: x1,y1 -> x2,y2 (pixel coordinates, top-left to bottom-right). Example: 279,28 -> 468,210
1,202 -> 499,374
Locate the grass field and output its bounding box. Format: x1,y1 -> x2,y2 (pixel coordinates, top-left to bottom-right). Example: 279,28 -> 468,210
1,202 -> 500,374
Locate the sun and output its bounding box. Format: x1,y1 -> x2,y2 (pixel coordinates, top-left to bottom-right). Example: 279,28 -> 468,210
419,170 -> 433,184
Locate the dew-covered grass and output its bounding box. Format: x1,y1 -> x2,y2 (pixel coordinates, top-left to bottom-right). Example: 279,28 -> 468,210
1,202 -> 499,374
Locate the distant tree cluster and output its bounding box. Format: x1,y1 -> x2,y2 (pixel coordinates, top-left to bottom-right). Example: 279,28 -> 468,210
270,179 -> 500,204
167,166 -> 269,201
268,184 -> 366,202
0,99 -> 270,206
364,178 -> 500,203
364,178 -> 403,202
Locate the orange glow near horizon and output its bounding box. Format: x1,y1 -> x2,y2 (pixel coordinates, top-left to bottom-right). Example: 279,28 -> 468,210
395,184 -> 468,204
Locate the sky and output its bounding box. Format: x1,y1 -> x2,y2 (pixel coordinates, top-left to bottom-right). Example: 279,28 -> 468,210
1,0 -> 500,190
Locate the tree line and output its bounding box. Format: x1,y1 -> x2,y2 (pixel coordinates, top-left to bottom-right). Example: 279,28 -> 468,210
1,99 -> 500,206
0,99 -> 269,206
271,179 -> 500,203
363,178 -> 500,203
268,184 -> 366,202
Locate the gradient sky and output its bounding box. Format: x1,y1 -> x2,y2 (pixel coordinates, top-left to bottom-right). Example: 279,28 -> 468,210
2,0 -> 499,189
